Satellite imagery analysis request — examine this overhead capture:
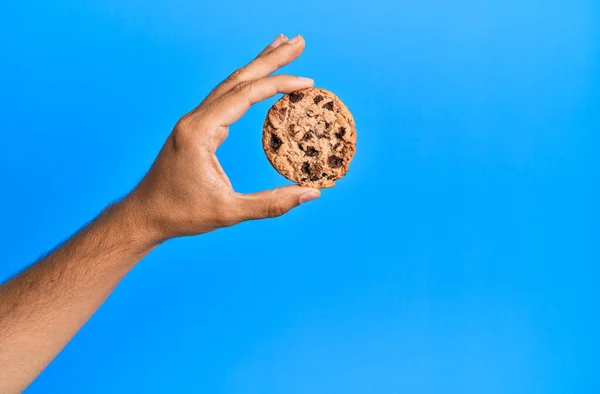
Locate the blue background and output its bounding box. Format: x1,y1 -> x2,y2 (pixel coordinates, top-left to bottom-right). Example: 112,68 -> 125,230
1,0 -> 599,393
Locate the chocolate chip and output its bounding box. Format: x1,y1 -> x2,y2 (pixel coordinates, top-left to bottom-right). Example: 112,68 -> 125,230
270,133 -> 282,150
302,132 -> 313,141
301,177 -> 309,182
288,124 -> 297,136
323,101 -> 334,110
314,95 -> 324,104
335,127 -> 346,139
327,155 -> 343,168
278,108 -> 286,120
305,146 -> 319,156
298,143 -> 304,151
310,175 -> 320,181
321,172 -> 327,177
301,162 -> 310,174
327,175 -> 336,180
333,142 -> 341,150
324,121 -> 331,130
289,91 -> 304,103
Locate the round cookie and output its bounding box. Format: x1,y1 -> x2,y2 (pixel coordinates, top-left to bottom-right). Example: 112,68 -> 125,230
262,87 -> 356,188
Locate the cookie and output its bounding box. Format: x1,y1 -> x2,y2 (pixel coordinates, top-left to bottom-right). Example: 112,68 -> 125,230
262,87 -> 356,188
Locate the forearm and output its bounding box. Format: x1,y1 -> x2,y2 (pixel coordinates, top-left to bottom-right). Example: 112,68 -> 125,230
0,34 -> 316,393
0,199 -> 158,393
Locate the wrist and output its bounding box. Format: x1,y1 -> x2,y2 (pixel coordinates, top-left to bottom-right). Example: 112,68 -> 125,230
104,197 -> 166,252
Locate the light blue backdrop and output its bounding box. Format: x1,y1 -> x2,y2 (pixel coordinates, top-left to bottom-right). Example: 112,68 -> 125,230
0,0 -> 598,393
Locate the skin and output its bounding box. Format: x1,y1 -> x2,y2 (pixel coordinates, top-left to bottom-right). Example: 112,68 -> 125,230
0,34 -> 320,394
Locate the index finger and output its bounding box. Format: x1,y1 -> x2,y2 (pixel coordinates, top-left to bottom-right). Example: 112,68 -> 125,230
207,75 -> 314,127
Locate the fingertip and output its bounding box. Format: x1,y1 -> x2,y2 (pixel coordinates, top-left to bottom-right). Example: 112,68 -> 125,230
260,35 -> 305,74
299,189 -> 321,204
285,35 -> 306,56
269,33 -> 288,49
287,35 -> 304,45
296,76 -> 315,86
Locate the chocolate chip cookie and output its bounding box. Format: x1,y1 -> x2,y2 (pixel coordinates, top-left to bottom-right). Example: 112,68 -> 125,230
262,88 -> 356,188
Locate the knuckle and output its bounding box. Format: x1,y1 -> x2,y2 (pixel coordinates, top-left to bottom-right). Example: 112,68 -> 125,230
172,114 -> 212,151
233,80 -> 253,93
172,117 -> 193,149
226,68 -> 245,82
174,114 -> 191,133
232,81 -> 254,102
263,50 -> 286,69
216,193 -> 240,226
266,190 -> 285,218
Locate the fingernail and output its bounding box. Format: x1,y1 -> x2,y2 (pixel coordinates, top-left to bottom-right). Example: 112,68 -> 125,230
269,33 -> 287,48
299,190 -> 320,204
296,76 -> 314,84
288,35 -> 302,44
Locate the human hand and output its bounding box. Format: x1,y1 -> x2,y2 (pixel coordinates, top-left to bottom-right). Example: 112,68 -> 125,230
124,34 -> 320,242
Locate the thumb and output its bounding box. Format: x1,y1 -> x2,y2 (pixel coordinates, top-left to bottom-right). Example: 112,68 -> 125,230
235,185 -> 320,221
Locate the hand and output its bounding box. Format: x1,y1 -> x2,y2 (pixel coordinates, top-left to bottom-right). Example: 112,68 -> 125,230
124,34 -> 320,242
